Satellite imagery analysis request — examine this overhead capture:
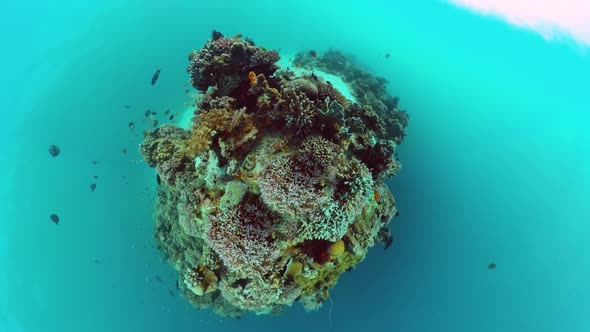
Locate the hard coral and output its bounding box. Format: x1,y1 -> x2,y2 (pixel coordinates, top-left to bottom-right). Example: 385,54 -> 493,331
140,32 -> 409,318
187,34 -> 279,94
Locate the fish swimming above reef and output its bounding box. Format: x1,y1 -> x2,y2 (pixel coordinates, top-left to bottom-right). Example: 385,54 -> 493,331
151,68 -> 161,86
139,32 -> 410,317
129,122 -> 135,131
49,214 -> 59,225
90,183 -> 96,192
48,145 -> 60,157
164,109 -> 170,116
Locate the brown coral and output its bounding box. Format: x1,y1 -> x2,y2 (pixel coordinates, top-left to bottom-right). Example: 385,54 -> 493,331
186,106 -> 258,158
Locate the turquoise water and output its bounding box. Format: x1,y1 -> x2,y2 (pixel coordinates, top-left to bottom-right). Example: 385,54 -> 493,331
2,0 -> 589,331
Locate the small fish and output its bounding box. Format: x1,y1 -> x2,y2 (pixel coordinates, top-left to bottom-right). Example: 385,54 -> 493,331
151,111 -> 157,115
156,174 -> 161,185
211,29 -> 223,40
183,82 -> 188,87
184,89 -> 189,94
90,183 -> 96,192
309,50 -> 317,57
124,104 -> 131,108
129,122 -> 135,130
122,148 -> 128,155
175,280 -> 179,290
90,160 -> 100,165
164,109 -> 170,115
93,259 -> 101,264
168,289 -> 176,297
144,110 -> 151,118
50,213 -> 59,225
155,276 -> 163,283
488,262 -> 497,270
233,33 -> 243,39
48,145 -> 60,157
394,211 -> 400,217
169,114 -> 174,121
93,175 -> 98,179
151,68 -> 161,86
385,53 -> 391,59
384,234 -> 393,250
150,117 -> 158,128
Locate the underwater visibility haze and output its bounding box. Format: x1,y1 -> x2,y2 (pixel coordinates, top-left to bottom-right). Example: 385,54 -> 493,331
1,1 -> 590,331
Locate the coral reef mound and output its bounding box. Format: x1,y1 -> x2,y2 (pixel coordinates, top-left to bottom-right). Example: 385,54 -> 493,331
140,31 -> 409,317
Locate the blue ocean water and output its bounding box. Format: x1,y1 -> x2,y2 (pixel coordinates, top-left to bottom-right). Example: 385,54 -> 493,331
1,0 -> 589,331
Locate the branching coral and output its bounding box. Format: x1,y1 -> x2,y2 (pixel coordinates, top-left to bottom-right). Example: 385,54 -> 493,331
186,104 -> 258,159
205,203 -> 280,278
141,32 -> 409,318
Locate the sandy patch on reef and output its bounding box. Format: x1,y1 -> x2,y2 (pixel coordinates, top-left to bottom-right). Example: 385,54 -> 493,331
177,52 -> 355,131
277,53 -> 356,102
177,106 -> 194,130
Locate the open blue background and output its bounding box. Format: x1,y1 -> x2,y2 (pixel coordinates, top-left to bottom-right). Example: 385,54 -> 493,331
1,1 -> 589,331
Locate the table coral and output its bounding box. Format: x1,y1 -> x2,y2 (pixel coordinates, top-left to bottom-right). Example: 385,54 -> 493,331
140,30 -> 408,317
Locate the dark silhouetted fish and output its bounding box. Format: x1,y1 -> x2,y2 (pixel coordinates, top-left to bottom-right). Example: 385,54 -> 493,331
50,214 -> 59,225
168,289 -> 175,297
93,259 -> 101,264
175,280 -> 179,290
93,175 -> 98,179
155,276 -> 163,283
384,234 -> 393,250
150,117 -> 158,128
129,122 -> 135,131
151,68 -> 161,86
151,111 -> 157,115
122,148 -> 127,155
48,145 -> 60,157
488,262 -> 497,270
169,114 -> 174,121
156,174 -> 161,185
90,183 -> 96,192
385,53 -> 391,59
164,109 -> 170,115
90,160 -> 100,165
124,104 -> 131,108
211,29 -> 223,40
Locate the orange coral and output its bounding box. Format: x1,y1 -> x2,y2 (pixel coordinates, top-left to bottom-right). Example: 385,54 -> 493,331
248,71 -> 257,87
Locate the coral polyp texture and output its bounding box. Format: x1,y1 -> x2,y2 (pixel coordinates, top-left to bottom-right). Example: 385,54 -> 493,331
140,31 -> 409,317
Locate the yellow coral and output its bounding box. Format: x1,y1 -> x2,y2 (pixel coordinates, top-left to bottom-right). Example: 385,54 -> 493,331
284,259 -> 303,279
328,240 -> 345,256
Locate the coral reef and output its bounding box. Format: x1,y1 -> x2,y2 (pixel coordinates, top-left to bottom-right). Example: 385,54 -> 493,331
140,31 -> 408,317
294,49 -> 409,144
